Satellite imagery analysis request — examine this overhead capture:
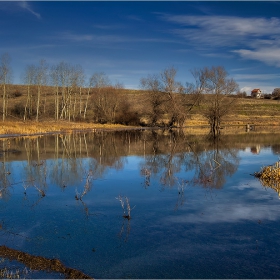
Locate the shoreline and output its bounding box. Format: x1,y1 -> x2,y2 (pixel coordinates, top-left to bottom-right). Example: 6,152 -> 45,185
0,119 -> 279,139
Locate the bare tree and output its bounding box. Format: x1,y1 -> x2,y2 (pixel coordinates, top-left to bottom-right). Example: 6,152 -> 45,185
75,66 -> 85,119
0,53 -> 12,121
51,62 -> 87,121
89,73 -> 124,124
90,72 -> 111,93
50,64 -> 60,120
196,66 -> 239,137
68,64 -> 84,120
52,61 -> 72,120
188,67 -> 207,106
91,83 -> 123,124
140,66 -> 204,128
83,72 -> 108,120
140,74 -> 166,126
83,84 -> 91,120
160,66 -> 186,127
34,60 -> 48,121
22,64 -> 36,120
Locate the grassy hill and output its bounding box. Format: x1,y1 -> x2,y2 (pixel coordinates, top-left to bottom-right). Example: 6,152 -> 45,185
1,84 -> 280,134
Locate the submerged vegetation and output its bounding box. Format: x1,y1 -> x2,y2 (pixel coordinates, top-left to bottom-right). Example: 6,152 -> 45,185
116,195 -> 135,220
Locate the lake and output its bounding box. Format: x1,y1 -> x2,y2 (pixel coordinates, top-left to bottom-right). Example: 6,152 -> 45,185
0,128 -> 280,279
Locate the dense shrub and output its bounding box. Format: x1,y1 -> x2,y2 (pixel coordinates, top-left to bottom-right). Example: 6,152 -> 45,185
116,111 -> 140,125
11,90 -> 22,98
11,103 -> 25,118
236,91 -> 247,98
272,88 -> 280,99
263,94 -> 272,99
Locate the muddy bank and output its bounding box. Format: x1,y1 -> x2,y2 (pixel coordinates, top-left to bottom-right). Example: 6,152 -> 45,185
0,245 -> 93,279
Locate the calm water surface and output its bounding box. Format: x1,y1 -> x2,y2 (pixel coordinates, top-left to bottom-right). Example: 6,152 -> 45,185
0,129 -> 280,278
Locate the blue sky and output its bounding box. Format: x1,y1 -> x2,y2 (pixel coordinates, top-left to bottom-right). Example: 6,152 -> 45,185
1,1 -> 280,94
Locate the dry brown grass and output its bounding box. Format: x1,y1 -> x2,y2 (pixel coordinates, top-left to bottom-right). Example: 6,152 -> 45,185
0,121 -> 135,136
255,162 -> 280,197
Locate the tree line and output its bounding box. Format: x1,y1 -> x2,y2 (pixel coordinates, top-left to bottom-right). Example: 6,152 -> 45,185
0,52 -> 239,137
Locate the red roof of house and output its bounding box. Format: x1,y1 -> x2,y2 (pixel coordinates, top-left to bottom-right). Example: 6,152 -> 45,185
251,88 -> 261,93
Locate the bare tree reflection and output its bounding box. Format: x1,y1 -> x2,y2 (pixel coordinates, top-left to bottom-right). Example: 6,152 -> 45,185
190,138 -> 239,189
174,178 -> 188,211
139,130 -> 240,210
118,218 -> 131,243
0,139 -> 13,200
75,170 -> 95,218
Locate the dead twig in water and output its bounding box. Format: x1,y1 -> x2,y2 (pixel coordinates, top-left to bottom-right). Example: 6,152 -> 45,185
116,195 -> 135,219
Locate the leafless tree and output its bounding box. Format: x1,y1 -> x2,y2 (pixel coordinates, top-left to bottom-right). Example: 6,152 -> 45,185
90,73 -> 123,123
188,67 -> 207,106
160,66 -> 186,127
84,72 -> 109,120
22,64 -> 36,120
0,53 -> 12,121
76,67 -> 85,119
52,61 -> 73,120
50,63 -> 60,120
91,83 -> 123,123
90,72 -> 111,92
195,66 -> 239,138
51,62 -> 88,121
140,74 -> 166,126
69,64 -> 84,120
34,60 -> 48,121
140,66 -> 205,128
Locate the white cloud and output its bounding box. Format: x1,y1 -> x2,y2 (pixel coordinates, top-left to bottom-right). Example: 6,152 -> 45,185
0,1 -> 41,19
159,13 -> 280,67
160,14 -> 280,38
234,48 -> 280,67
57,31 -> 180,45
18,1 -> 41,19
232,73 -> 280,81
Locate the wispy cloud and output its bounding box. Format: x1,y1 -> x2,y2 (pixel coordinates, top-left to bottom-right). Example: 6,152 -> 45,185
56,31 -> 180,45
18,1 -> 41,19
58,32 -> 131,45
126,15 -> 144,22
234,48 -> 280,67
159,13 -> 280,67
160,14 -> 280,39
232,73 -> 280,81
92,24 -> 125,30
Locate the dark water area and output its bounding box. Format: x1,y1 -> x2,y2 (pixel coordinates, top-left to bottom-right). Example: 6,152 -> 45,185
0,129 -> 280,278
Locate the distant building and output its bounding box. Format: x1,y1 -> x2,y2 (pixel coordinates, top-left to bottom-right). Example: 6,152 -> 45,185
251,88 -> 262,98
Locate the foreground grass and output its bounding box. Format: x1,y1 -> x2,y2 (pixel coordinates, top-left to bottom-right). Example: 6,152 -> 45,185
0,121 -> 137,136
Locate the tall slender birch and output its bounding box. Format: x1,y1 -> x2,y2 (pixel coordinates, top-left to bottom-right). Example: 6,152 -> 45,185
35,60 -> 48,122
23,64 -> 36,121
0,53 -> 12,121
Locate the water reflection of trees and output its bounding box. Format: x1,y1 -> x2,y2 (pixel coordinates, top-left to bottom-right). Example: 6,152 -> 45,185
139,130 -> 240,190
191,138 -> 239,189
1,129 -> 276,202
0,132 -> 136,209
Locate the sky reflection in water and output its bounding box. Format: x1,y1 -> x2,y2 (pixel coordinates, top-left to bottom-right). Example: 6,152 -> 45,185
0,130 -> 280,279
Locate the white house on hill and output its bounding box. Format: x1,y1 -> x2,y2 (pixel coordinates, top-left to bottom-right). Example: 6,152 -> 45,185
251,88 -> 262,98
